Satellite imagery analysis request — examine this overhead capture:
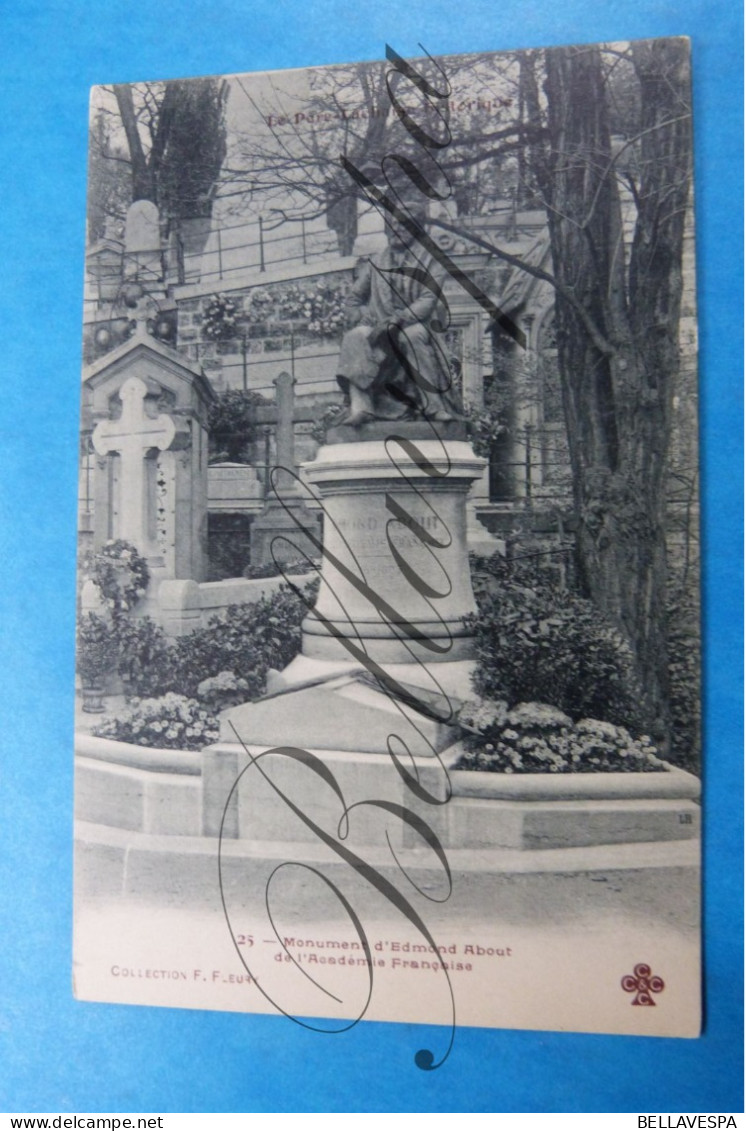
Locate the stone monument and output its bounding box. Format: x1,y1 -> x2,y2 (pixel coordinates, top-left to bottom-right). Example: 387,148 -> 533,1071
284,423 -> 483,688
123,200 -> 162,285
81,324 -> 215,593
91,375 -> 176,549
248,371 -> 322,569
225,224 -> 486,755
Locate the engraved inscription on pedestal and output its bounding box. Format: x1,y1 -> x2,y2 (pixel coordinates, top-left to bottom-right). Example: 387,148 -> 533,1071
301,436 -> 485,665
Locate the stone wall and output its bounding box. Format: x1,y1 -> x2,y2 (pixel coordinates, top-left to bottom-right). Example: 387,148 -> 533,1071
175,263 -> 356,396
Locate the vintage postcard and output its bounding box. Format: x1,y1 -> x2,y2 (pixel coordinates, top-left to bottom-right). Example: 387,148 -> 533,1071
74,38 -> 700,1065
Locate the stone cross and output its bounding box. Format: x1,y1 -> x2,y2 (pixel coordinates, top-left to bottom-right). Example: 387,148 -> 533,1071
250,370 -> 321,568
271,371 -> 298,498
92,376 -> 175,549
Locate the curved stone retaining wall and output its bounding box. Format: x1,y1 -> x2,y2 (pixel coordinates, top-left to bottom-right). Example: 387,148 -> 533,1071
75,733 -> 700,852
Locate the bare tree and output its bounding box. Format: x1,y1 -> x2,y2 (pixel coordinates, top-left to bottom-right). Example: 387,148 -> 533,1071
90,78 -> 228,236
221,55 -> 535,252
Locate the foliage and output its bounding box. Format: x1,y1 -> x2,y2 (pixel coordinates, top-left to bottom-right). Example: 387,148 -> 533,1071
108,79 -> 227,223
243,281 -> 349,339
463,355 -> 518,459
83,539 -> 149,618
310,403 -> 344,445
468,552 -> 645,732
114,616 -> 173,695
463,398 -> 509,460
76,614 -> 119,686
276,280 -> 348,337
155,79 -> 228,222
533,42 -> 692,733
164,585 -> 314,700
111,582 -> 319,706
242,560 -> 318,579
197,671 -> 250,712
666,586 -> 701,773
455,699 -> 665,774
208,389 -> 267,463
93,693 -> 220,751
80,569 -> 317,721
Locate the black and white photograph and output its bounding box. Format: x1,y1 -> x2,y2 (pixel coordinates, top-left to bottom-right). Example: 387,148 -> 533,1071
73,39 -> 701,1051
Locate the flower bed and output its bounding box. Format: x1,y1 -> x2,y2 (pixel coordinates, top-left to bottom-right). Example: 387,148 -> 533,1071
93,693 -> 220,752
456,700 -> 666,774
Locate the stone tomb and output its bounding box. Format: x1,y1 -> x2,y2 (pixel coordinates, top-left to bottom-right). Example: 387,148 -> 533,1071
81,324 -> 215,586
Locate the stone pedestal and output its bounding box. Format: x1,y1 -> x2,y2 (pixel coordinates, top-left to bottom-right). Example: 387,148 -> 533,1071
298,431 -> 485,669
249,500 -> 322,569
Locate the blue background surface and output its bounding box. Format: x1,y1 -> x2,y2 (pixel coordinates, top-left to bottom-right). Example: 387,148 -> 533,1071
0,0 -> 741,1114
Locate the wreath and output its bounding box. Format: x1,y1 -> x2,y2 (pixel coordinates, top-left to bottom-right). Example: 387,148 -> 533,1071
203,293 -> 239,341
85,539 -> 150,618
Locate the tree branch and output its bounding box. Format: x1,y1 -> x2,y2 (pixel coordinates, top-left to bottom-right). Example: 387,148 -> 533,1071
429,217 -> 615,356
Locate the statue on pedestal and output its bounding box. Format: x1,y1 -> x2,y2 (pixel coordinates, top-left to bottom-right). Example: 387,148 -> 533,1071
334,222 -> 462,426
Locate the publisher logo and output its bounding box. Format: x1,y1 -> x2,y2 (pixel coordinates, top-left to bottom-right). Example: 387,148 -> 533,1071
622,962 -> 665,1005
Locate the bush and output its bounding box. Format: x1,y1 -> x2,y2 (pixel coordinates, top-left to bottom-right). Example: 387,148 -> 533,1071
76,613 -> 119,686
456,699 -> 665,774
115,616 -> 173,696
197,671 -> 250,712
93,694 -> 220,751
208,389 -> 267,463
468,553 -> 645,732
84,581 -> 317,726
167,584 -> 313,699
111,582 -> 319,706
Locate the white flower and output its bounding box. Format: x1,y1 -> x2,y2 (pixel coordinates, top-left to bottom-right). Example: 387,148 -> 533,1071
507,702 -> 573,729
577,718 -> 619,740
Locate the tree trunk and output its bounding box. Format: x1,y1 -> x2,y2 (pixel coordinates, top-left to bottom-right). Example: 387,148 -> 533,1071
325,193 -> 358,256
540,42 -> 691,739
113,85 -> 157,203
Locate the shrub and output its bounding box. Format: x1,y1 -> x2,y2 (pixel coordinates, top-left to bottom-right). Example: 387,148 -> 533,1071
463,399 -> 509,460
208,389 -> 267,463
468,553 -> 645,732
115,616 -> 173,696
456,699 -> 664,774
87,581 -> 317,722
197,671 -> 250,712
167,584 -> 313,699
76,613 -> 119,686
93,693 -> 220,751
